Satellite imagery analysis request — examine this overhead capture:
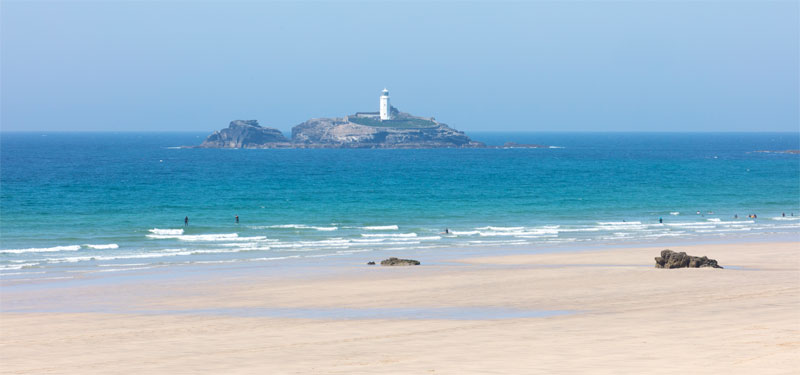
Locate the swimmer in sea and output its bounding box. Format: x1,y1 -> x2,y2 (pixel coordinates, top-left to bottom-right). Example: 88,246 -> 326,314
235,215 -> 239,224
659,217 -> 663,224
185,216 -> 189,227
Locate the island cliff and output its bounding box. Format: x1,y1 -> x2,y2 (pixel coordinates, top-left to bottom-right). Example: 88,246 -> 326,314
195,110 -> 485,149
198,120 -> 291,148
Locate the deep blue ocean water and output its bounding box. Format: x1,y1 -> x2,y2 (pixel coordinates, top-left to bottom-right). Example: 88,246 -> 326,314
1,132 -> 798,281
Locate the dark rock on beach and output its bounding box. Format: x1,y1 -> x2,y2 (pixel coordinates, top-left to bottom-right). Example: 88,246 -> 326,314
655,249 -> 722,269
197,120 -> 291,148
367,261 -> 376,265
380,257 -> 421,266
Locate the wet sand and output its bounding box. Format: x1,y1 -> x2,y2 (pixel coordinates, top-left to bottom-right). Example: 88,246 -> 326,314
2,241 -> 798,374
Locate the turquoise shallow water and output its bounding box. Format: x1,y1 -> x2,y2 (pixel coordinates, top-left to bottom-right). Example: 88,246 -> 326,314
1,132 -> 798,281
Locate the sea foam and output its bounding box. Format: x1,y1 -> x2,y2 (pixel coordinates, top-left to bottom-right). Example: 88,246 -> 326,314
362,225 -> 399,230
0,245 -> 81,254
149,228 -> 183,235
85,244 -> 119,249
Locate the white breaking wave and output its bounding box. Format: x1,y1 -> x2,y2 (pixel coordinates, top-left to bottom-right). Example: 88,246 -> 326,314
770,216 -> 800,221
266,224 -> 338,231
0,245 -> 81,254
361,233 -> 418,238
707,218 -> 721,222
450,230 -> 480,236
149,228 -> 183,235
0,262 -> 40,271
476,226 -> 525,231
85,244 -> 119,249
597,221 -> 642,225
670,212 -> 680,216
362,225 -> 399,230
147,233 -> 268,242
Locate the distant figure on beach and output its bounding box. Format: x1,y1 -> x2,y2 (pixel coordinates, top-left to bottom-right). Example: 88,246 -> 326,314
659,217 -> 662,224
185,216 -> 189,226
235,215 -> 239,224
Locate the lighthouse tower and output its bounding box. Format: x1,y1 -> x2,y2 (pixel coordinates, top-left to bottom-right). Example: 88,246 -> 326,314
379,88 -> 392,121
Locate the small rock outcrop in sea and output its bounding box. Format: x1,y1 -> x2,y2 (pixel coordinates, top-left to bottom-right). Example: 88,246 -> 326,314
655,250 -> 723,269
380,257 -> 421,266
197,120 -> 290,148
366,261 -> 376,265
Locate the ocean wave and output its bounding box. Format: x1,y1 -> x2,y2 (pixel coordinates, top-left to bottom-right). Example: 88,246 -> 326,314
147,233 -> 268,242
597,221 -> 642,225
476,226 -> 525,231
362,225 -> 399,230
670,212 -> 680,215
43,251 -> 196,263
0,262 -> 40,270
149,228 -> 183,235
0,245 -> 81,254
265,224 -> 338,231
84,243 -> 119,249
95,266 -> 159,273
450,230 -> 480,236
0,271 -> 46,276
770,216 -> 800,221
478,229 -> 559,237
361,233 -> 418,238
707,218 -> 721,222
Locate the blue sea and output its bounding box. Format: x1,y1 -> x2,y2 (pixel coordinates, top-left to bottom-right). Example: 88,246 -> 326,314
1,132 -> 798,281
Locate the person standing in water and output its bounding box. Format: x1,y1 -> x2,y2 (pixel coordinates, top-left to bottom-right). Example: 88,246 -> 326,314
235,215 -> 239,224
659,217 -> 663,224
185,216 -> 189,227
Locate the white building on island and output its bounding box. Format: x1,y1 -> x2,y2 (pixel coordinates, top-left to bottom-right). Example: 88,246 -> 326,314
352,89 -> 394,121
379,88 -> 392,120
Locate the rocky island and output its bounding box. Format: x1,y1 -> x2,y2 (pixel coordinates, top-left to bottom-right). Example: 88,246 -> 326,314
195,112 -> 483,149
192,89 -> 545,149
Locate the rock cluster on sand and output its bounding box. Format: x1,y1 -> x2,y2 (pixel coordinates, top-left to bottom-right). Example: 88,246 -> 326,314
655,249 -> 723,269
380,257 -> 420,266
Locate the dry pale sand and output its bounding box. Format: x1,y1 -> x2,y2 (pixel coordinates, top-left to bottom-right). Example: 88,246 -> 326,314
1,241 -> 799,374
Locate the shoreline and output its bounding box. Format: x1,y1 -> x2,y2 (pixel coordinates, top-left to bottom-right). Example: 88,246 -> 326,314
2,230 -> 797,289
2,237 -> 798,373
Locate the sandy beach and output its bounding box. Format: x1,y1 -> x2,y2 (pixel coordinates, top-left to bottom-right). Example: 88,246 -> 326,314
1,240 -> 798,374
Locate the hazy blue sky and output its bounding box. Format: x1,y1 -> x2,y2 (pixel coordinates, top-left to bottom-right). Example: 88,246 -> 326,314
1,1 -> 797,132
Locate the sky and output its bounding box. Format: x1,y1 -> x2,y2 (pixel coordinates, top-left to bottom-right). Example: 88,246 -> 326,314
1,1 -> 798,132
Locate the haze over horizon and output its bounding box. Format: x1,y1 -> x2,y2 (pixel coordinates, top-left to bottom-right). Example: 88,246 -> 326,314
1,1 -> 797,133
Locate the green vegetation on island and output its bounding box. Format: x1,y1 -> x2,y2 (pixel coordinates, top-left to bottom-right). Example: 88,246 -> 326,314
348,116 -> 437,128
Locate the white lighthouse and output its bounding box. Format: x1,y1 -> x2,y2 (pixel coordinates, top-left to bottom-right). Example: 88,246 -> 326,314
379,88 -> 392,120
